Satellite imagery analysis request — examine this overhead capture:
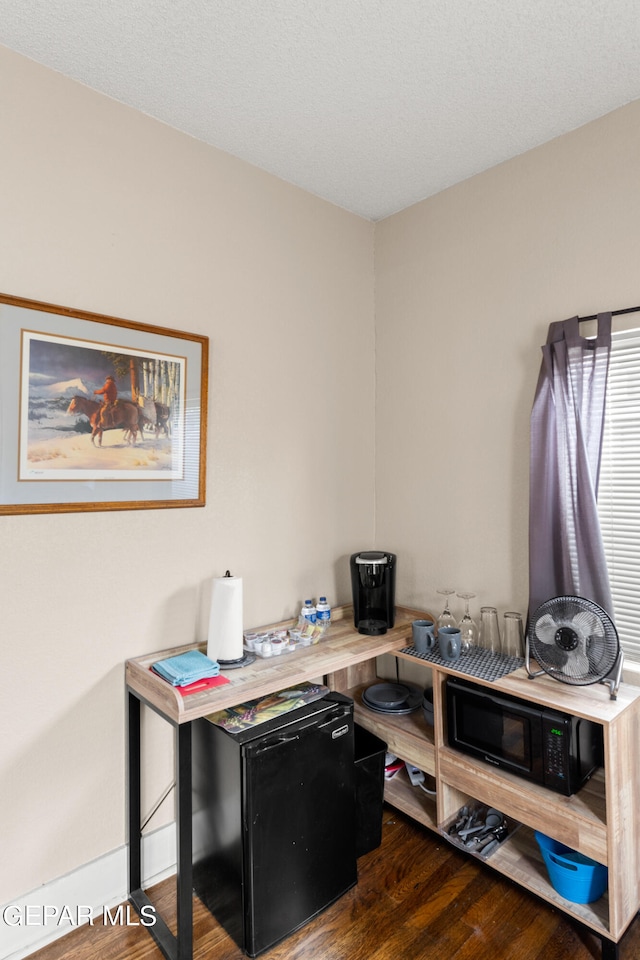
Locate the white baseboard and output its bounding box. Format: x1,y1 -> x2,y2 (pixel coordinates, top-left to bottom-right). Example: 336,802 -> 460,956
0,821 -> 177,960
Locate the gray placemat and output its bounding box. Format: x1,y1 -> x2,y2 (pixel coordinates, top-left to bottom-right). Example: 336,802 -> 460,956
400,645 -> 524,682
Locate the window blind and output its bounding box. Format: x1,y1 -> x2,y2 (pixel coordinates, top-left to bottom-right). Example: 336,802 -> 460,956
597,328 -> 640,663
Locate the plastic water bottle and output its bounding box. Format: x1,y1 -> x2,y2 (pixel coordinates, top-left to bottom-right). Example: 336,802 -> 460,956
301,599 -> 317,623
316,596 -> 331,627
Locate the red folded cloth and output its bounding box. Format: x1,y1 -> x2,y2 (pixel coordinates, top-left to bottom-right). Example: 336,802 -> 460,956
168,674 -> 230,697
176,674 -> 231,696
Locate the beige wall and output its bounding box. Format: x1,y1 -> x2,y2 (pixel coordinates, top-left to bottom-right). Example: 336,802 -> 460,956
0,47 -> 375,903
375,99 -> 640,632
2,41 -> 640,913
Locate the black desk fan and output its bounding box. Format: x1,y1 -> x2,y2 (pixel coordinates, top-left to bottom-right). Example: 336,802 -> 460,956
526,595 -> 624,700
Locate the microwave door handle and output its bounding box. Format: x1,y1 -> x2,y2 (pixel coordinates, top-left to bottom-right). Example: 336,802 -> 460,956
482,689 -> 546,723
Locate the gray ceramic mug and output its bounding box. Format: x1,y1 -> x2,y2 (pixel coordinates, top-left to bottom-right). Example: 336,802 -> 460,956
412,619 -> 436,653
438,626 -> 462,661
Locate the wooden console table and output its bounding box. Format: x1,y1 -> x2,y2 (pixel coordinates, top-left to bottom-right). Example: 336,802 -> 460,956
125,605 -> 420,960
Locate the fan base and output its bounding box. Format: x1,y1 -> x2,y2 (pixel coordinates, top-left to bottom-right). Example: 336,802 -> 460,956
525,642 -> 624,700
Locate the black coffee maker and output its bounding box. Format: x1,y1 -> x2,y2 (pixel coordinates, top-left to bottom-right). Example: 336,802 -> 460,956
350,551 -> 396,635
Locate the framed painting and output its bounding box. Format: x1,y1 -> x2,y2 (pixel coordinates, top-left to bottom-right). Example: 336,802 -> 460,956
0,293 -> 208,514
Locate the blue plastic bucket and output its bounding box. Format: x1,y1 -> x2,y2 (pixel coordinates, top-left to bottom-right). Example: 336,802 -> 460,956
535,831 -> 608,904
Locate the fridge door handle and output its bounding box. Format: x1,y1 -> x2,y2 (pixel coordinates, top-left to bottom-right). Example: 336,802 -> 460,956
253,733 -> 300,754
318,707 -> 351,729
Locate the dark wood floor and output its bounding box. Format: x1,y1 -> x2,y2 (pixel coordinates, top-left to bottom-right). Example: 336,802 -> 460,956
27,806 -> 640,960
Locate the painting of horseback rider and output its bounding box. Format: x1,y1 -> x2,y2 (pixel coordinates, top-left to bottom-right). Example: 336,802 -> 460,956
17,317 -> 197,492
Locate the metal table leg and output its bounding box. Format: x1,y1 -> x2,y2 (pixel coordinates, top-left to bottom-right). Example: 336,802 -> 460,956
601,935 -> 619,960
127,689 -> 193,960
127,690 -> 142,895
176,722 -> 193,960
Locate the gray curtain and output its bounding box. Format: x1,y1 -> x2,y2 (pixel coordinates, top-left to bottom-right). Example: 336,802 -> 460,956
529,313 -> 613,617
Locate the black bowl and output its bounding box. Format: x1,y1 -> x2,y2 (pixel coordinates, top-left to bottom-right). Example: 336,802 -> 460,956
423,687 -> 434,726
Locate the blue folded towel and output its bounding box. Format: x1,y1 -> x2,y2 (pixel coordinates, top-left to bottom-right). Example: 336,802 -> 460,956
152,649 -> 220,686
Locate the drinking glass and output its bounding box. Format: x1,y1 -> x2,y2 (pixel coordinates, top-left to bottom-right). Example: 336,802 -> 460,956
437,588 -> 457,630
457,592 -> 478,654
503,612 -> 525,659
479,606 -> 501,655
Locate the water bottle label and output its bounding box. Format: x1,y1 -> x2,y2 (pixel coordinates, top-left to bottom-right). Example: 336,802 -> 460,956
317,610 -> 331,623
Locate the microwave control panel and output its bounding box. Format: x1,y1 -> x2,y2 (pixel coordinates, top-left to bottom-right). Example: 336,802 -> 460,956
541,713 -> 572,789
541,710 -> 603,794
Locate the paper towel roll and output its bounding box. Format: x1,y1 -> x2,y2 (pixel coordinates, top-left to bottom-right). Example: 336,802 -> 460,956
207,573 -> 244,662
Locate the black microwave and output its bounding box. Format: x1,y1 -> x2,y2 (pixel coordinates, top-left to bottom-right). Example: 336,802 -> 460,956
446,676 -> 603,796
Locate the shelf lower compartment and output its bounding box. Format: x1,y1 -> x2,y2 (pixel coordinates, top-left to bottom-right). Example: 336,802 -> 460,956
478,821 -> 610,936
383,770 -> 612,938
435,789 -> 610,935
383,766 -> 438,830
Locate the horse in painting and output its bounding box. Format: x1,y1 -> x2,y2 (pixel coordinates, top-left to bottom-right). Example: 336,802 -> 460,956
67,395 -> 143,447
138,396 -> 172,438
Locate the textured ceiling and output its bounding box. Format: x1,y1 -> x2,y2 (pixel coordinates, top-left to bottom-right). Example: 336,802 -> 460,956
1,0 -> 640,220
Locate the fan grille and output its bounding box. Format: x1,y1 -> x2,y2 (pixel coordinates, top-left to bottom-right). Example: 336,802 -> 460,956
528,596 -> 619,685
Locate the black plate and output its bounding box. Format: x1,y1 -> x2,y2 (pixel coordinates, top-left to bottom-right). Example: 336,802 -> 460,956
364,682 -> 413,708
362,684 -> 422,715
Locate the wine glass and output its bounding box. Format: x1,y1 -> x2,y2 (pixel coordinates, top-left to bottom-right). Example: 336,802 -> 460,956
457,592 -> 479,654
437,588 -> 457,630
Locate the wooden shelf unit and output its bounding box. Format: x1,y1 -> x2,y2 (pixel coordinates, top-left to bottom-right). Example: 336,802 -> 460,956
326,624 -> 640,952
126,604 -> 640,960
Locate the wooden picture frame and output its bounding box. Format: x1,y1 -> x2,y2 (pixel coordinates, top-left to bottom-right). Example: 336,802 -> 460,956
0,293 -> 208,515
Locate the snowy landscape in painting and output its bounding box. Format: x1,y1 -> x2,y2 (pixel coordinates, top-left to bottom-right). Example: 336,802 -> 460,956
20,332 -> 183,480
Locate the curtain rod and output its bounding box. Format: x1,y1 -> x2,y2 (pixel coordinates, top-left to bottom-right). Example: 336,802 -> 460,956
578,305 -> 640,322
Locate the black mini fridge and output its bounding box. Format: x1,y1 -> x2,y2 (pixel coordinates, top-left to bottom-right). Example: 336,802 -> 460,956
192,692 -> 357,957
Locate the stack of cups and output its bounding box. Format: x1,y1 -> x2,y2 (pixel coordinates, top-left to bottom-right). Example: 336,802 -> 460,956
503,612 -> 525,658
479,607 -> 501,654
